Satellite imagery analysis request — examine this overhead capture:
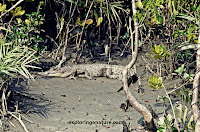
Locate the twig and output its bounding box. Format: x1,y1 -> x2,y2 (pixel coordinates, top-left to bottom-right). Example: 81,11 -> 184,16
162,84 -> 180,132
56,27 -> 69,68
8,111 -> 32,132
77,0 -> 94,50
105,0 -> 112,57
0,0 -> 24,18
55,0 -> 78,67
192,30 -> 200,131
1,89 -> 7,116
141,55 -> 158,76
162,81 -> 189,97
49,0 -> 78,60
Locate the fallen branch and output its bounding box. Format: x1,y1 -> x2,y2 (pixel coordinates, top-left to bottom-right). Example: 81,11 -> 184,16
7,111 -> 32,132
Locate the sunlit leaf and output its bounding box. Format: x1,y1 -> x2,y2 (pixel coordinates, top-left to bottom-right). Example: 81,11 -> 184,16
86,19 -> 93,25
16,18 -> 22,24
174,64 -> 186,75
155,46 -> 160,54
188,115 -> 194,129
25,19 -> 30,25
0,4 -> 6,12
177,15 -> 196,21
15,6 -> 22,12
15,10 -> 25,16
96,17 -> 103,27
82,40 -> 86,44
94,9 -> 98,20
153,75 -> 158,85
151,15 -> 156,23
183,106 -> 187,125
0,27 -> 12,33
25,0 -> 34,2
136,1 -> 143,9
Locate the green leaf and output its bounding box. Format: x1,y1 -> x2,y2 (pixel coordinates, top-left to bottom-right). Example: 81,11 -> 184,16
188,115 -> 194,129
96,17 -> 103,27
155,45 -> 160,53
16,18 -> 22,24
0,3 -> 6,12
154,54 -> 162,59
94,9 -> 98,20
183,106 -> 187,125
158,117 -> 165,125
156,77 -> 163,90
179,104 -> 182,120
136,1 -> 143,9
0,27 -> 12,32
25,19 -> 30,25
11,6 -> 25,16
157,126 -> 165,131
151,15 -> 156,23
31,12 -> 37,15
34,21 -> 38,26
191,5 -> 196,12
153,75 -> 158,85
177,15 -> 196,21
174,64 -> 185,75
157,16 -> 163,23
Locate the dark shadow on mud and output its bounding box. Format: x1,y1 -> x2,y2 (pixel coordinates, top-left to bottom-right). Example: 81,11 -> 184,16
3,77 -> 55,119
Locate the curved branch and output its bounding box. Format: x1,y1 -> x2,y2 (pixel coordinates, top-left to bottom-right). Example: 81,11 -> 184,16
122,0 -> 156,131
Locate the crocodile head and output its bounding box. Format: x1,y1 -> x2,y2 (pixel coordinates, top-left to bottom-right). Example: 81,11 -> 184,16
38,68 -> 64,77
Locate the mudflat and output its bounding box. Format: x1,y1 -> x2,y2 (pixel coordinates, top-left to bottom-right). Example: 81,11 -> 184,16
3,55 -> 181,132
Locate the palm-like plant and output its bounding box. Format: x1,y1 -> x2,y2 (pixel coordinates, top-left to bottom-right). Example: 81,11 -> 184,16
0,34 -> 39,82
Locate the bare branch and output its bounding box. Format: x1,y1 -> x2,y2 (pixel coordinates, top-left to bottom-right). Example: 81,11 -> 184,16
192,29 -> 200,132
122,0 -> 157,131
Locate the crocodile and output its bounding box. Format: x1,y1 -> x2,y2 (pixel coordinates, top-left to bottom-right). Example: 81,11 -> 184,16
38,64 -> 136,80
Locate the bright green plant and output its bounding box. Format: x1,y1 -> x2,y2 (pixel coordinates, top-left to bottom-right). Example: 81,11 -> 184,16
157,114 -> 179,132
135,0 -> 174,39
174,64 -> 186,75
173,0 -> 200,43
0,2 -> 41,81
140,0 -> 165,26
175,87 -> 193,105
0,3 -> 6,12
157,105 -> 194,132
0,3 -> 40,131
10,6 -> 25,17
148,44 -> 171,60
175,104 -> 195,132
148,44 -> 171,75
0,34 -> 39,81
148,75 -> 163,90
173,22 -> 198,43
6,1 -> 45,51
183,73 -> 194,82
173,64 -> 194,81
